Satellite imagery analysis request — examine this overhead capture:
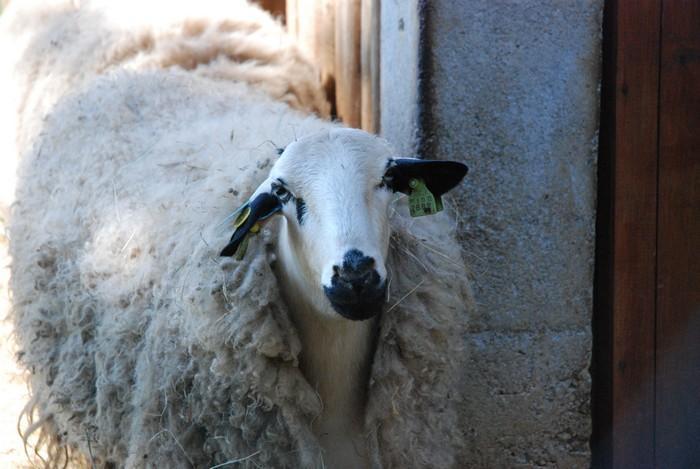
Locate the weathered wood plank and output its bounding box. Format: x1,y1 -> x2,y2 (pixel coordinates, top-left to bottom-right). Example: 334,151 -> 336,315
610,1 -> 661,467
360,0 -> 380,133
286,0 -> 298,36
287,0 -> 337,116
315,0 -> 337,116
655,1 -> 700,466
256,0 -> 286,21
334,0 -> 361,127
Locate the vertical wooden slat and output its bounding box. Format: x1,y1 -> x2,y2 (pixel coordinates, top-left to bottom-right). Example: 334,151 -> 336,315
655,1 -> 700,467
256,0 -> 286,20
286,0 -> 298,37
315,0 -> 337,115
610,1 -> 661,467
286,0 -> 337,116
288,0 -> 317,57
334,0 -> 362,127
360,0 -> 380,133
287,0 -> 379,130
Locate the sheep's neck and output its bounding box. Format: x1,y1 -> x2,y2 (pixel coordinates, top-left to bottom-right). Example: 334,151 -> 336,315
293,307 -> 376,429
275,225 -> 376,467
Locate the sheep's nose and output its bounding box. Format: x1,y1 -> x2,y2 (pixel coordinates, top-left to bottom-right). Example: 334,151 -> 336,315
333,249 -> 377,292
324,249 -> 386,321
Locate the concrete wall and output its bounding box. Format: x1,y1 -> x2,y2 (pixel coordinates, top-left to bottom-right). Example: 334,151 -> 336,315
381,1 -> 602,467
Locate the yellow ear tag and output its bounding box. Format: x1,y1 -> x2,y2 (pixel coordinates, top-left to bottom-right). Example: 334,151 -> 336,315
233,206 -> 251,228
408,178 -> 443,217
234,236 -> 249,260
232,206 -> 262,260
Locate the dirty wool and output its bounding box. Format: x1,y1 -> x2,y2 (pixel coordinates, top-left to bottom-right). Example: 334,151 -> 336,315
0,0 -> 473,467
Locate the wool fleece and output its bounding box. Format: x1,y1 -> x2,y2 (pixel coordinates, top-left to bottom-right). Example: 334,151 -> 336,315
0,0 -> 474,467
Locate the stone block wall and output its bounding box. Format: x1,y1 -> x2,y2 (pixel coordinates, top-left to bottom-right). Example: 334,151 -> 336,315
381,1 -> 602,466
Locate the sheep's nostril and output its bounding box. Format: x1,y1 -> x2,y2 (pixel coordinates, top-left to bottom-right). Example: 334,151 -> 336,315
339,269 -> 382,296
342,249 -> 375,276
323,269 -> 387,321
357,256 -> 375,271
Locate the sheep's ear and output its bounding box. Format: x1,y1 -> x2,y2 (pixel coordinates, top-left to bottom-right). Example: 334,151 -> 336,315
220,192 -> 282,258
383,158 -> 468,217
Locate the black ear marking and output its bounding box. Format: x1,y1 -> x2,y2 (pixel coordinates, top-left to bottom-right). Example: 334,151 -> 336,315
295,198 -> 307,225
383,159 -> 468,197
220,192 -> 282,257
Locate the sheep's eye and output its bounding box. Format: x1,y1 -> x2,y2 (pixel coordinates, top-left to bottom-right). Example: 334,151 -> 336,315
378,174 -> 394,190
271,181 -> 292,203
274,185 -> 288,197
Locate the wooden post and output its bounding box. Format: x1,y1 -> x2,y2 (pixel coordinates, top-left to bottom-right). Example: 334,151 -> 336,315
361,0 -> 380,133
334,0 -> 362,127
256,0 -> 286,21
595,0 -> 700,467
286,0 -> 298,36
287,0 -> 379,131
316,0 -> 337,115
655,1 -> 700,467
287,0 -> 337,116
594,0 -> 661,467
611,0 -> 661,464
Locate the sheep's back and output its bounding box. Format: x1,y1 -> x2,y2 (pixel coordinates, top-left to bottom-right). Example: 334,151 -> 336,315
5,4 -> 333,463
10,64 -> 333,467
0,0 -> 328,207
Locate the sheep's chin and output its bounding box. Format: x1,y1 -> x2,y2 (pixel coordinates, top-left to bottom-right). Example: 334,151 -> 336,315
323,282 -> 387,321
329,302 -> 384,321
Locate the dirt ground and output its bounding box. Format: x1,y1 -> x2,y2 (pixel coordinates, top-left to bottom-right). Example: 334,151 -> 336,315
0,221 -> 33,468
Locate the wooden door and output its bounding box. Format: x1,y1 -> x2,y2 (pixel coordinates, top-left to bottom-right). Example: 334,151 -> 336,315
594,1 -> 700,467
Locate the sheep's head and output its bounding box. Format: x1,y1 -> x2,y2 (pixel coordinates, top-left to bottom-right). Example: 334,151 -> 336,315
221,129 -> 467,321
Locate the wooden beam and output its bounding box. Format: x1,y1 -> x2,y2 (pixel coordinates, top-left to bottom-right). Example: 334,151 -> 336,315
287,0 -> 337,117
334,0 -> 362,127
287,0 -> 380,129
316,0 -> 337,117
655,1 -> 700,466
256,0 -> 286,21
286,0 -> 298,36
611,0 -> 661,464
360,0 -> 380,133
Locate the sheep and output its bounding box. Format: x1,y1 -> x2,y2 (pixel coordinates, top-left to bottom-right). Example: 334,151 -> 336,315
1,0 -> 474,468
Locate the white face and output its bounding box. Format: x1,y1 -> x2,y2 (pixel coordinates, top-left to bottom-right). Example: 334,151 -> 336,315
252,128 -> 395,320
221,128 -> 468,319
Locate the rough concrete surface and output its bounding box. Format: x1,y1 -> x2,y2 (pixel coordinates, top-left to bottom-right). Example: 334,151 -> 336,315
383,1 -> 602,467
379,0 -> 422,156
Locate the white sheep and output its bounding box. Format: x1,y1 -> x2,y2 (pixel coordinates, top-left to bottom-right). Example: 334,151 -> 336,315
1,1 -> 474,468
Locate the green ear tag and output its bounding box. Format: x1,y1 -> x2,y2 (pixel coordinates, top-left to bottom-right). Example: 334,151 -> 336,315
408,178 -> 443,217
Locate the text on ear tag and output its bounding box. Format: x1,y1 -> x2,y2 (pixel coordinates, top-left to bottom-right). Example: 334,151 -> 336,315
408,178 -> 443,217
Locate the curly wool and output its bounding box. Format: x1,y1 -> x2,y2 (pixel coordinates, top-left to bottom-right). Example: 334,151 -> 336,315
2,1 -> 473,467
